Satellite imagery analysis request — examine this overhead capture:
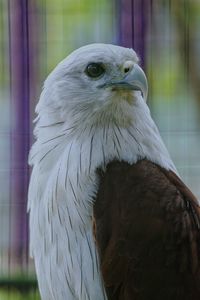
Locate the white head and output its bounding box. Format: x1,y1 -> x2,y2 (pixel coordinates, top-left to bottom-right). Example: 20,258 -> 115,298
37,43 -> 148,129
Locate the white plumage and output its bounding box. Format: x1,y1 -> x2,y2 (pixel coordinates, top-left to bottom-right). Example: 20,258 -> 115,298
28,43 -> 176,300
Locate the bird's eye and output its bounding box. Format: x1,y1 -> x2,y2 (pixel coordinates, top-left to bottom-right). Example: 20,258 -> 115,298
85,63 -> 105,78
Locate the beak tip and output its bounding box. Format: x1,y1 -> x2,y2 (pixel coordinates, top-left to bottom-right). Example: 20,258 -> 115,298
127,64 -> 148,101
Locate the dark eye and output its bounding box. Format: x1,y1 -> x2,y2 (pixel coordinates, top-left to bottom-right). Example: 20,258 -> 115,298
85,63 -> 105,78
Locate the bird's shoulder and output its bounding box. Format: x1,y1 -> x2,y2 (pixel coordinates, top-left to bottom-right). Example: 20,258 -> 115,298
94,159 -> 200,300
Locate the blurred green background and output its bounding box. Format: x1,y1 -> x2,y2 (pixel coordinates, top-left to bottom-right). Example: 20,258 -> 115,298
0,0 -> 200,299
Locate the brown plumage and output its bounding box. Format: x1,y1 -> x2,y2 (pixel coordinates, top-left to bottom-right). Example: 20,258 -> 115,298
93,159 -> 200,300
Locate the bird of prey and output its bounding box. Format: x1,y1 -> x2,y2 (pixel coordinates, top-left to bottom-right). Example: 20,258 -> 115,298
28,43 -> 200,300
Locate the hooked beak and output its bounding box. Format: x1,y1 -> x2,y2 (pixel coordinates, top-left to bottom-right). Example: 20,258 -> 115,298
98,64 -> 148,101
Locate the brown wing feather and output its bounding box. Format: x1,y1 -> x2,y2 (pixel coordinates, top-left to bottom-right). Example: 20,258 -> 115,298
93,159 -> 200,300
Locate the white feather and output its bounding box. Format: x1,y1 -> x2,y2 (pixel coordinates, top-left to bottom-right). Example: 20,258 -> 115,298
28,43 -> 177,300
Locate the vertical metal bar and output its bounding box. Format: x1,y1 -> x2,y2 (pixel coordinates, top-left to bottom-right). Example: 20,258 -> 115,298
117,0 -> 148,69
9,0 -> 30,271
117,0 -> 133,48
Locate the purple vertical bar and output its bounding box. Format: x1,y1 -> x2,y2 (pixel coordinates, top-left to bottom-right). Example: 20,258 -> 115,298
117,0 -> 134,48
117,0 -> 149,69
9,0 -> 30,270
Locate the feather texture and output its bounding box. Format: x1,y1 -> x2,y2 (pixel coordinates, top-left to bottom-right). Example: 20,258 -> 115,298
28,44 -> 178,299
94,160 -> 200,300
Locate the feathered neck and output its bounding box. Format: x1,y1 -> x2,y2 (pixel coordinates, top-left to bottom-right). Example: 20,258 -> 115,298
30,94 -> 176,174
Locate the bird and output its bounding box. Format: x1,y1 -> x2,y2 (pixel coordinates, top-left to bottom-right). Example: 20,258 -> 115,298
28,43 -> 200,300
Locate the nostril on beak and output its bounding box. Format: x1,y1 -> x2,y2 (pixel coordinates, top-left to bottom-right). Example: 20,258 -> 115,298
124,67 -> 130,74
122,61 -> 134,75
